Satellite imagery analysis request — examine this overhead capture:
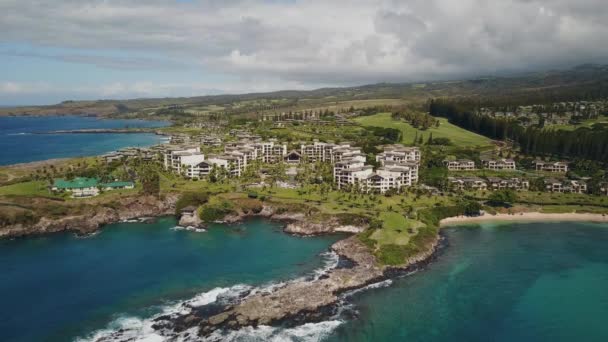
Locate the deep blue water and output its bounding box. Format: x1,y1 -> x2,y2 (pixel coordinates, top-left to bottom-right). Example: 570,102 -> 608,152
0,218 -> 342,342
327,222 -> 608,342
0,116 -> 168,165
3,220 -> 608,342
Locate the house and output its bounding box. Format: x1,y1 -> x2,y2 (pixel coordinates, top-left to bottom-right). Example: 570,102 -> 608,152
535,161 -> 569,173
52,177 -> 100,198
482,159 -> 516,171
444,159 -> 476,171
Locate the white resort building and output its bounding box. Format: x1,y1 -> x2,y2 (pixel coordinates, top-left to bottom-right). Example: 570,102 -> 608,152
534,161 -> 569,173
482,159 -> 516,171
443,159 -> 476,171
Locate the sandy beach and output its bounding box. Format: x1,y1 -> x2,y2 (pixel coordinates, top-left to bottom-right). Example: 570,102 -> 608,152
440,212 -> 608,226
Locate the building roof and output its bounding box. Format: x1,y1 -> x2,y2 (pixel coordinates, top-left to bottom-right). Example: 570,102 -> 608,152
53,177 -> 98,189
101,181 -> 134,188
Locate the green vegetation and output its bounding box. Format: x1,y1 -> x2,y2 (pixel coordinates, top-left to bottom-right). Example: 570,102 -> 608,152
355,113 -> 492,148
0,181 -> 53,197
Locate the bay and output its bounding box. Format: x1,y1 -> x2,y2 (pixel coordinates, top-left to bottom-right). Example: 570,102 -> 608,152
0,116 -> 168,165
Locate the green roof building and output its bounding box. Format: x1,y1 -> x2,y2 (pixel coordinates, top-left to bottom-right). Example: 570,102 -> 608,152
53,177 -> 99,190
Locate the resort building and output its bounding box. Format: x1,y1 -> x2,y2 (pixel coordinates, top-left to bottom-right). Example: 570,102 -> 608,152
300,142 -> 340,162
448,177 -> 488,191
486,177 -> 529,191
52,178 -> 135,198
363,165 -> 414,193
163,146 -> 202,172
534,161 -> 569,173
333,159 -> 374,190
543,179 -> 586,193
443,159 -> 476,171
482,159 -> 516,171
299,142 -> 363,163
376,145 -> 421,163
52,177 -> 100,198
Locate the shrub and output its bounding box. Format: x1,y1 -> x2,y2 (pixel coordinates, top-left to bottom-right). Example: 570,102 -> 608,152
175,191 -> 209,215
199,200 -> 234,222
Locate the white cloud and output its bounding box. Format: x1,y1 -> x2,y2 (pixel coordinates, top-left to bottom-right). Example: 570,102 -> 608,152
1,0 -> 608,95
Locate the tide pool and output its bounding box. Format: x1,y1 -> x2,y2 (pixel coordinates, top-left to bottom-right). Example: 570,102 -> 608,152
0,116 -> 168,165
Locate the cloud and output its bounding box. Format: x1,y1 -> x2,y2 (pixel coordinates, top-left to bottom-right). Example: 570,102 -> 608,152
1,0 -> 608,96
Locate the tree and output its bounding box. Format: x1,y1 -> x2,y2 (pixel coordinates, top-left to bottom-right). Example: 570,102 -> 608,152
487,190 -> 517,207
462,200 -> 482,216
427,133 -> 433,145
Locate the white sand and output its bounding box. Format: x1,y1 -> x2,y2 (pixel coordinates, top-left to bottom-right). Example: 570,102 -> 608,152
440,212 -> 608,226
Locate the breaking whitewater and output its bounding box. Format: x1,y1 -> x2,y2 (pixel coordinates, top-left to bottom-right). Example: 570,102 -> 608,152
75,251 -> 396,342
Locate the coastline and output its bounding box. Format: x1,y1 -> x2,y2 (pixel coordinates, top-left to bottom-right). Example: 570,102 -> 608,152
440,212 -> 608,227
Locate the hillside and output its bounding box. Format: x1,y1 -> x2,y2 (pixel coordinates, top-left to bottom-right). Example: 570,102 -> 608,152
2,64 -> 608,118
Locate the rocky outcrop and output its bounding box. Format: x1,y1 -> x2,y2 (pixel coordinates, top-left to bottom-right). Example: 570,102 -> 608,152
156,232 -> 442,337
0,194 -> 178,239
178,212 -> 204,228
218,206 -> 368,236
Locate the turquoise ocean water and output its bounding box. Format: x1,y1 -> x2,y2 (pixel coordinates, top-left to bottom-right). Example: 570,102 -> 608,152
0,116 -> 168,165
2,217 -> 608,341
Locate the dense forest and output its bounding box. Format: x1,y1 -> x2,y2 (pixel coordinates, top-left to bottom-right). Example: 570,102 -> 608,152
429,99 -> 608,162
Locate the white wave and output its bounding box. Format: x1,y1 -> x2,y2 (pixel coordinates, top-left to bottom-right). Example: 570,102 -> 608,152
75,285 -> 250,342
204,320 -> 343,342
312,251 -> 339,281
171,226 -> 207,233
7,132 -> 31,136
341,279 -> 393,298
76,251 -> 342,342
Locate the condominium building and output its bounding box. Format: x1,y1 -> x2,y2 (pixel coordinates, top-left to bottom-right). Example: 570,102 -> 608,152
444,159 -> 476,171
544,179 -> 586,193
448,177 -> 488,191
333,159 -> 374,190
482,159 -> 516,171
376,146 -> 421,185
535,161 -> 569,173
163,146 -> 202,171
300,142 -> 364,163
376,145 -> 421,163
486,177 -> 529,191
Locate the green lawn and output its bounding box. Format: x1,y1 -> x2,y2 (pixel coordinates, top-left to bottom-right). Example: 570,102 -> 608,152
370,212 -> 424,246
355,113 -> 492,147
0,181 -> 52,197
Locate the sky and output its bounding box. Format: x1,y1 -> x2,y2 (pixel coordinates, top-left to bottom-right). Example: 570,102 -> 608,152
1,0 -> 608,106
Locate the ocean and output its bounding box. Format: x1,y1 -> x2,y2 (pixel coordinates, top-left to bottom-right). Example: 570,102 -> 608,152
0,116 -> 168,165
2,219 -> 608,341
0,218 -> 342,342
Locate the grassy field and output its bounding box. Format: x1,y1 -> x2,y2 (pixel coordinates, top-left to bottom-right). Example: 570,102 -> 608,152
355,113 -> 492,147
0,181 -> 53,197
370,212 -> 424,246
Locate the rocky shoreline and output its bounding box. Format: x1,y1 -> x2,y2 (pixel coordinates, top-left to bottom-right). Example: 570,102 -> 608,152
218,205 -> 368,236
3,197 -> 443,339
150,227 -> 443,338
0,194 -> 178,239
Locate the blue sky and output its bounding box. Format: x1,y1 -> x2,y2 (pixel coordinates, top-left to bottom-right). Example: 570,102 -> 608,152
1,0 -> 607,106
